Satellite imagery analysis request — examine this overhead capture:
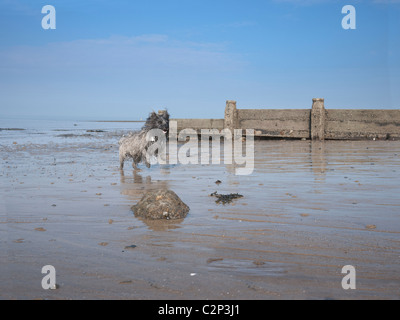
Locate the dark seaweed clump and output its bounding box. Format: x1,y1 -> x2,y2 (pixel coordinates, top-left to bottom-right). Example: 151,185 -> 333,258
210,191 -> 243,204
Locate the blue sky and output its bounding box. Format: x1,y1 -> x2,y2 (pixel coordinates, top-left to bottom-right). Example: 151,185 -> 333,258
0,0 -> 399,120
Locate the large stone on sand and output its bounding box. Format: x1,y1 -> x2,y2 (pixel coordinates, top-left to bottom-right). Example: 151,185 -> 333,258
132,189 -> 190,220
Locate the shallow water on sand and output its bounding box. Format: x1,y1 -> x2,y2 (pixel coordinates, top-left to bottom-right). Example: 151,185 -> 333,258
1,121 -> 400,299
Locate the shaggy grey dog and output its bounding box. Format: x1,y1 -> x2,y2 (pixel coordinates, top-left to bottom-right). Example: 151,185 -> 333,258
119,110 -> 169,170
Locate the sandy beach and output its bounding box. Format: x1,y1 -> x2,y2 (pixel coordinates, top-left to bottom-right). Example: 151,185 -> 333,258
1,122 -> 400,300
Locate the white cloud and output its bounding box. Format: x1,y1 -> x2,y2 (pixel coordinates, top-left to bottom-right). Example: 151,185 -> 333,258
0,34 -> 247,118
0,34 -> 245,73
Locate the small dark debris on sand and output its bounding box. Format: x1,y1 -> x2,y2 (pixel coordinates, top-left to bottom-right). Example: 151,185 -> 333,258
124,245 -> 137,250
215,180 -> 222,185
0,128 -> 25,131
119,280 -> 133,284
210,191 -> 243,204
207,257 -> 224,264
57,133 -> 93,138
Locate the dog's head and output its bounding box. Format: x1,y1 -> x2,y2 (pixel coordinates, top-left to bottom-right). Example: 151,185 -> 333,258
143,110 -> 170,135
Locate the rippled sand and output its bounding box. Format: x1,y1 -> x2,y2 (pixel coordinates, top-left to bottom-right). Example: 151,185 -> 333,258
1,136 -> 400,300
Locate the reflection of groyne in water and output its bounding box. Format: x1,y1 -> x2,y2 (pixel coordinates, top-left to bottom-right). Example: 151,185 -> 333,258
310,141 -> 327,182
172,99 -> 400,141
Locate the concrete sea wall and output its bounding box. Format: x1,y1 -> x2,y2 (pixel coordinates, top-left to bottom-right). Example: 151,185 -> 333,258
171,99 -> 400,140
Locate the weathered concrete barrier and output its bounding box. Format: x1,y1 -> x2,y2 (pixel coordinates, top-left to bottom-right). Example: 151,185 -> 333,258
173,118 -> 224,133
325,109 -> 400,140
238,108 -> 310,139
311,98 -> 325,141
171,99 -> 400,140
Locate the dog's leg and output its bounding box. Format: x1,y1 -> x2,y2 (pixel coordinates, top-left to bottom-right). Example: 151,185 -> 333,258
141,147 -> 151,168
132,161 -> 139,170
119,154 -> 125,170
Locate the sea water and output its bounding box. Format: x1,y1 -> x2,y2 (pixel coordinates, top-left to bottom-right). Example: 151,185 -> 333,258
0,118 -> 143,146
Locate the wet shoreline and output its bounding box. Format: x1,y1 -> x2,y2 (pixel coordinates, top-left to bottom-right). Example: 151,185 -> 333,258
1,129 -> 400,299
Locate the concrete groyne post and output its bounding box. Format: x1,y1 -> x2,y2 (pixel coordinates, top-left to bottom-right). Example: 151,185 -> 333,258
225,100 -> 238,131
311,98 -> 326,141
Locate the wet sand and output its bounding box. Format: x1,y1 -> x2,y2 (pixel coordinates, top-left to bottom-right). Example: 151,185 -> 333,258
1,137 -> 400,300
